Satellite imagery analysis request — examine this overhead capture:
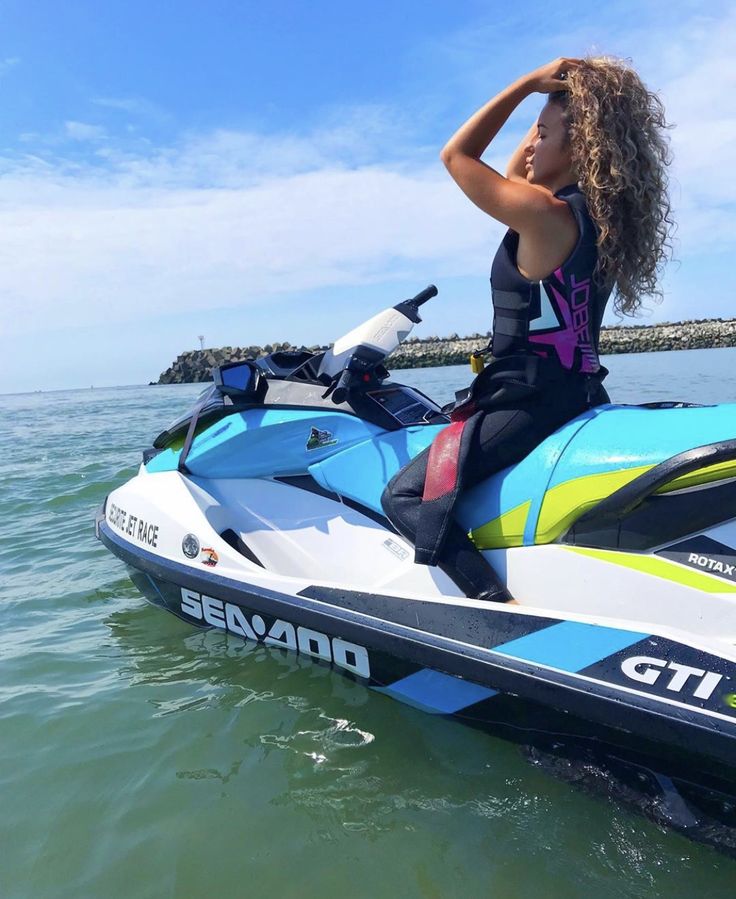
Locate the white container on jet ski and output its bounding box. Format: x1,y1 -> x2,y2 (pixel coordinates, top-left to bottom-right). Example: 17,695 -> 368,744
324,306 -> 416,371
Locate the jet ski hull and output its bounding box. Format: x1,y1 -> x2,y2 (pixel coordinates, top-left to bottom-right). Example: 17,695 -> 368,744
93,293 -> 736,850
98,512 -> 736,848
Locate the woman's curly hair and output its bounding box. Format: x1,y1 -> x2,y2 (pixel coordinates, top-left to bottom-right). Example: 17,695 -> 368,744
550,57 -> 674,316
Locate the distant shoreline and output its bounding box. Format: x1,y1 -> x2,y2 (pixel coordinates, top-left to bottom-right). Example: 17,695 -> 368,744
155,318 -> 736,383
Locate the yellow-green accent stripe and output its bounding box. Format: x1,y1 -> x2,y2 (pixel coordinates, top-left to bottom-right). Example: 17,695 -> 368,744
471,500 -> 531,549
657,458 -> 736,493
535,465 -> 653,544
566,546 -> 736,593
472,452 -> 736,551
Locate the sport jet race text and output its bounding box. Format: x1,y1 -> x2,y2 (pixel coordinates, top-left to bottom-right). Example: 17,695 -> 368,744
107,502 -> 159,548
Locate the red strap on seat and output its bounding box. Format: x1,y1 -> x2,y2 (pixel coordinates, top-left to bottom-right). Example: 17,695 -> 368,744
422,420 -> 466,502
421,399 -> 478,503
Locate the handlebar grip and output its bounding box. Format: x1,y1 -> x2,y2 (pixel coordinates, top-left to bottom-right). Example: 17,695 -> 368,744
411,284 -> 438,307
331,369 -> 354,404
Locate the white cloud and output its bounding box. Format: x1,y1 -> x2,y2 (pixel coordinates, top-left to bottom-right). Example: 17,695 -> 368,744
1,4 -> 735,343
653,9 -> 736,251
64,121 -> 108,142
91,96 -> 166,119
0,140 -> 498,337
0,56 -> 20,77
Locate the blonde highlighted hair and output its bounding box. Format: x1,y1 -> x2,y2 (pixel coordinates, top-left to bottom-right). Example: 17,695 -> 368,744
551,57 -> 674,316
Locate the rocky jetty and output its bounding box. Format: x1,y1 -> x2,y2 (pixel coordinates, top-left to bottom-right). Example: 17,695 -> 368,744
155,318 -> 736,384
156,342 -> 302,384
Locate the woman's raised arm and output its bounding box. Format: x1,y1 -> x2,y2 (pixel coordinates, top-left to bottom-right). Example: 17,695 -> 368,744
440,59 -> 580,232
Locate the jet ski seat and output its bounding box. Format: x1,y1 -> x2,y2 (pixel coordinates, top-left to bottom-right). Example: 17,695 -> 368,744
464,403 -> 736,548
309,403 -> 736,549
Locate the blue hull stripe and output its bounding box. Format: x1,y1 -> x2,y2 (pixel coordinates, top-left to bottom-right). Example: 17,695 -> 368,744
375,668 -> 498,714
374,622 -> 647,714
493,621 -> 648,673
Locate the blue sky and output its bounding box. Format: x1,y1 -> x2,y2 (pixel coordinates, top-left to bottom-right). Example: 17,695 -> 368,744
1,0 -> 734,392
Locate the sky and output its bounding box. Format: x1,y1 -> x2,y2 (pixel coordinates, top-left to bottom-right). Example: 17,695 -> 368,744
1,0 -> 735,393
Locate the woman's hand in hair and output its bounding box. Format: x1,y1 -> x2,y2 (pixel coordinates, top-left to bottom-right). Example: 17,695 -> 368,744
526,58 -> 581,93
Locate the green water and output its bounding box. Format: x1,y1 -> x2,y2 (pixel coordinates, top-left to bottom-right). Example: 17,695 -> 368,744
3,352 -> 736,898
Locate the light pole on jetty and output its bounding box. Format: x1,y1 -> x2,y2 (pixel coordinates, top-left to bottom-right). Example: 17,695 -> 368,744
198,335 -> 204,350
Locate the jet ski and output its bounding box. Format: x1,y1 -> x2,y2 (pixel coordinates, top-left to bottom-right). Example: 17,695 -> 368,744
96,286 -> 736,849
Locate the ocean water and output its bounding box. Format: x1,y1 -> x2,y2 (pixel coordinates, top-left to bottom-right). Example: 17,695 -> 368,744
3,347 -> 736,899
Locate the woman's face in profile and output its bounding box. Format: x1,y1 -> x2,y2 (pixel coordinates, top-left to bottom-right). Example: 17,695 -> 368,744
524,101 -> 573,188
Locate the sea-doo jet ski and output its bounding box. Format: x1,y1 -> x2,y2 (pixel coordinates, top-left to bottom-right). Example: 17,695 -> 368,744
97,286 -> 736,849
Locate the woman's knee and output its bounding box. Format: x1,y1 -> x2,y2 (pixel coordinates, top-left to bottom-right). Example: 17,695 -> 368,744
381,448 -> 430,534
381,471 -> 422,538
380,482 -> 396,518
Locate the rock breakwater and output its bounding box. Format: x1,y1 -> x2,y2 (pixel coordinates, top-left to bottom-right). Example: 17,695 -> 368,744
155,318 -> 736,384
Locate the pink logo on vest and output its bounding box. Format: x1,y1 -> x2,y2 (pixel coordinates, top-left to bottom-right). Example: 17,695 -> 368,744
529,268 -> 599,373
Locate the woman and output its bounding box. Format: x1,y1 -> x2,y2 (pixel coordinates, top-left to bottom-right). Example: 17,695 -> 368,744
381,56 -> 673,603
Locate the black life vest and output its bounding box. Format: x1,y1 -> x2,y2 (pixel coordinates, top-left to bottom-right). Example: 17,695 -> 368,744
490,184 -> 611,376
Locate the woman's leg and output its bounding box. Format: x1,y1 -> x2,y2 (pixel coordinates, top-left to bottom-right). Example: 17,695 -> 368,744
432,405 -> 543,600
381,446 -> 430,550
382,448 -> 511,600
382,390 -> 590,599
380,409 -> 532,600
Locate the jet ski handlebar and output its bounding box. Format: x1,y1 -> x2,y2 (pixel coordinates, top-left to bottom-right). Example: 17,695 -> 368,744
394,284 -> 438,324
411,284 -> 438,306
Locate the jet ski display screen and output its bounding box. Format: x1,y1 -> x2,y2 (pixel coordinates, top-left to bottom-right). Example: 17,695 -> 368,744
366,386 -> 442,426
